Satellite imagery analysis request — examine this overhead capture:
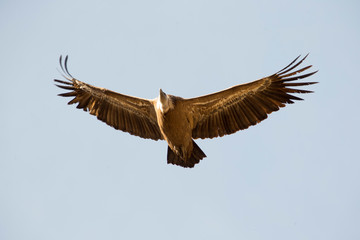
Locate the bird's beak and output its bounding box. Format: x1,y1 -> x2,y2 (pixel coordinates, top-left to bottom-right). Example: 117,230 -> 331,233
159,89 -> 166,100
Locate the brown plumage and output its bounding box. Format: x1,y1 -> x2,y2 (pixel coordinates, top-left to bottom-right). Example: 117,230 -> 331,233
55,55 -> 317,168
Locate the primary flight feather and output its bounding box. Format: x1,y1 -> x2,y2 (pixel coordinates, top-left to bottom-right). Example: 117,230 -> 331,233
55,55 -> 317,168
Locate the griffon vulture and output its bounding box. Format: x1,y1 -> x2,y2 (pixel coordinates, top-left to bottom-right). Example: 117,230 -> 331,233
55,55 -> 317,168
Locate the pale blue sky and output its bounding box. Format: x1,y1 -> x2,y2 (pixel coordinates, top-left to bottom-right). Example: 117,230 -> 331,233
1,0 -> 359,239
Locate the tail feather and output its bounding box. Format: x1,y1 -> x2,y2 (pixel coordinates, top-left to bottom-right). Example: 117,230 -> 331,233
167,141 -> 206,168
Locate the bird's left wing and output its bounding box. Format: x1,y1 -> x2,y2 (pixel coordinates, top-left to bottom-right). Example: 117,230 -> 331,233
184,55 -> 318,139
55,56 -> 163,140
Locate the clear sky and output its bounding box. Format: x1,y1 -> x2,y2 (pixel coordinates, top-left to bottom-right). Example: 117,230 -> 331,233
1,0 -> 359,239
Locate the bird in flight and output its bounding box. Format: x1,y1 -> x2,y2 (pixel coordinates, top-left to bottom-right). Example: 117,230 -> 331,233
55,55 -> 317,168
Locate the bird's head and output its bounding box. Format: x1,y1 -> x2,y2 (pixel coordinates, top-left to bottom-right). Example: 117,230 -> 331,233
157,89 -> 173,113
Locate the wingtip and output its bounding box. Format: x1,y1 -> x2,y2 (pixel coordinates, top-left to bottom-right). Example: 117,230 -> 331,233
54,79 -> 72,85
58,54 -> 75,79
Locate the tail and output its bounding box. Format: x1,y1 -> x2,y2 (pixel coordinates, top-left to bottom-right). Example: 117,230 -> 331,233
167,141 -> 207,168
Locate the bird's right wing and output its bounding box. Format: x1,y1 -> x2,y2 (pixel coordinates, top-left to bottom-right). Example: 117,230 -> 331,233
55,56 -> 163,140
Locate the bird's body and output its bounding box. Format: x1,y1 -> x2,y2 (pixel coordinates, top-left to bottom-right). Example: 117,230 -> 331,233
154,92 -> 206,166
55,55 -> 317,168
156,95 -> 192,158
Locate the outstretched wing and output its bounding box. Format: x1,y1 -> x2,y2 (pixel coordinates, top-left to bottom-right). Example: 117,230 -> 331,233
186,55 -> 318,139
55,55 -> 163,140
